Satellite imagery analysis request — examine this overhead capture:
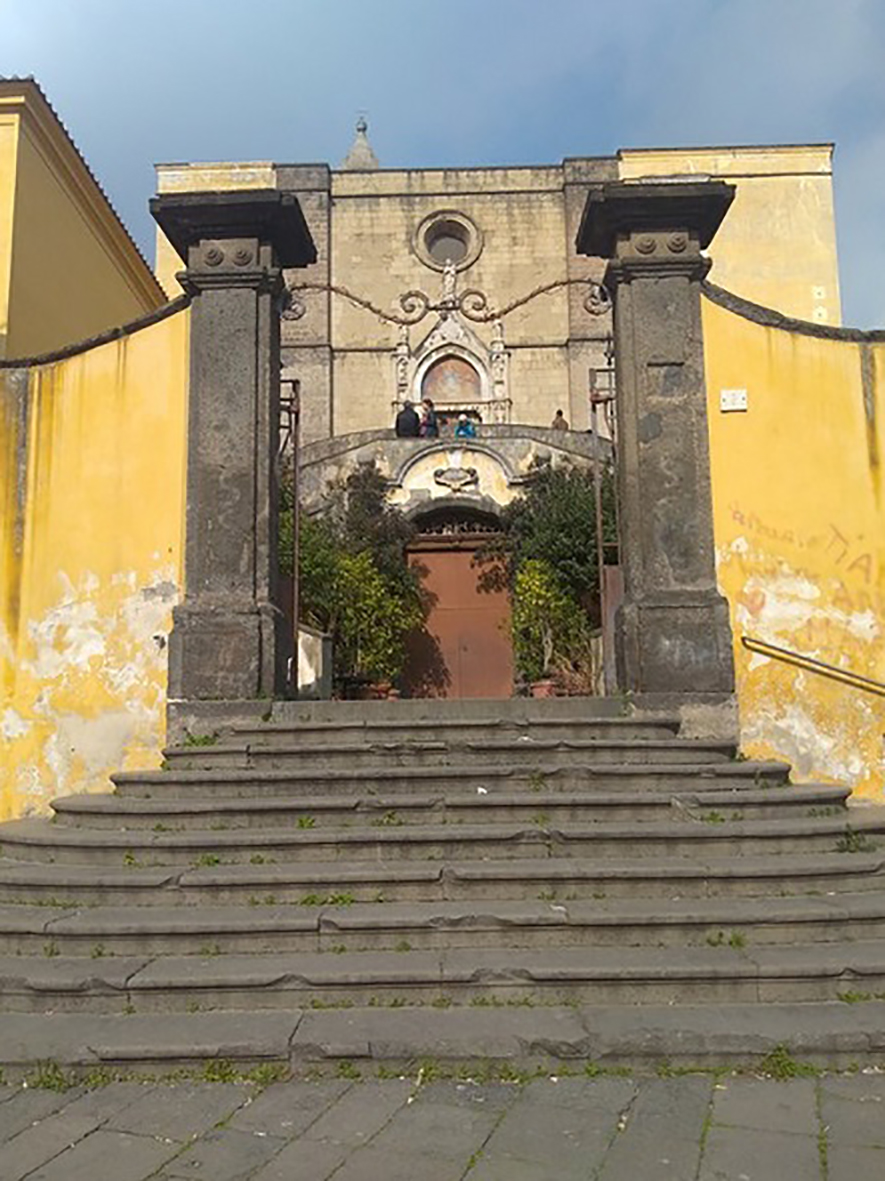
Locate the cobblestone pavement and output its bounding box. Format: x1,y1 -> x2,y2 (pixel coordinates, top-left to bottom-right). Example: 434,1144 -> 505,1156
0,1069 -> 883,1180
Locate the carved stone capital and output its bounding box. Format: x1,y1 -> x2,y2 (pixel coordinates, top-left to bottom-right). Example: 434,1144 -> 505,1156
151,190 -> 316,271
576,179 -> 735,261
604,252 -> 712,287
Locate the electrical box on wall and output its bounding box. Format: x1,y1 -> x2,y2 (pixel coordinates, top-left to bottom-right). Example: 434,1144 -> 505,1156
720,388 -> 748,413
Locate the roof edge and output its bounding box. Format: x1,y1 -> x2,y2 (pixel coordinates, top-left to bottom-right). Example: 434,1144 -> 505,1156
0,77 -> 165,307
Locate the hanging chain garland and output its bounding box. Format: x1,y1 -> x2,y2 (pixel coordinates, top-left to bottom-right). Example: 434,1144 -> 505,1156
281,274 -> 611,325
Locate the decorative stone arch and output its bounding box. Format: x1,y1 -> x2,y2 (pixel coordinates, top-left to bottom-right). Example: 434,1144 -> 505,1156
404,498 -> 500,531
393,309 -> 511,425
385,439 -> 520,522
389,438 -> 519,488
404,494 -> 505,528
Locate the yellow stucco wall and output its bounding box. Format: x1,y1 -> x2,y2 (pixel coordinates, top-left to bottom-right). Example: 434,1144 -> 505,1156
704,294 -> 885,798
0,110 -> 20,358
0,308 -> 188,819
0,80 -> 164,361
620,147 -> 841,325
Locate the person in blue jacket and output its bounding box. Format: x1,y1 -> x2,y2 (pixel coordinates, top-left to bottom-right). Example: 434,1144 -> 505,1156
454,413 -> 477,438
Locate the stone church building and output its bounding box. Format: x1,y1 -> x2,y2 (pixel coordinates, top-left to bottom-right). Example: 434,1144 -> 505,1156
153,124 -> 841,698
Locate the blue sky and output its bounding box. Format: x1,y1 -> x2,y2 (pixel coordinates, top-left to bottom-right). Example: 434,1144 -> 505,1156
2,0 -> 883,325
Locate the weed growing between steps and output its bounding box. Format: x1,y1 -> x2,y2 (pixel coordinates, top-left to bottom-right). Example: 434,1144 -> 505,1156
296,891 -> 356,907
183,732 -> 219,747
835,826 -> 878,853
9,1050 -> 883,1093
705,930 -> 747,949
756,1044 -> 821,1080
18,1058 -> 292,1092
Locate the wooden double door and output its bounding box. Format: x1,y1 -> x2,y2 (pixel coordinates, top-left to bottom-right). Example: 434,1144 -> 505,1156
402,539 -> 513,699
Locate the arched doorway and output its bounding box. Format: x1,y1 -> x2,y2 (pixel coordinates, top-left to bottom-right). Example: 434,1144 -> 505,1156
402,506 -> 513,699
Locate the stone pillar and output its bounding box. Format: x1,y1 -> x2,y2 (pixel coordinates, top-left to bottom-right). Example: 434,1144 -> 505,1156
577,181 -> 736,694
150,191 -> 316,703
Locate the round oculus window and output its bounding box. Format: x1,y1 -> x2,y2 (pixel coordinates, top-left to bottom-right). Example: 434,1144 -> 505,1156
413,211 -> 482,272
426,220 -> 469,265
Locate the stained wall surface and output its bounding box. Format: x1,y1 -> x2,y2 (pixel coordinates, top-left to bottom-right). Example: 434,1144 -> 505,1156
0,309 -> 188,820
619,146 -> 841,326
703,292 -> 884,799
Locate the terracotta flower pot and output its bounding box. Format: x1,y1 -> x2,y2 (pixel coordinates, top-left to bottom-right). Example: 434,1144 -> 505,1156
530,678 -> 557,698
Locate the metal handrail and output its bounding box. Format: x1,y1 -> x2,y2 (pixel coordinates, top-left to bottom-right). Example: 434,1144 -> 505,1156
741,636 -> 885,698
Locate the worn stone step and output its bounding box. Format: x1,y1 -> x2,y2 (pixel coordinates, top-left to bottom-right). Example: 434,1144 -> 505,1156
112,760 -> 791,800
226,714 -> 683,747
288,999 -> 885,1072
0,852 -> 881,908
276,695 -> 632,721
0,1011 -> 302,1079
0,1000 -> 883,1077
3,941 -> 885,1013
164,736 -> 737,772
250,696 -> 652,726
4,892 -> 885,957
49,783 -> 850,831
2,811 -> 883,867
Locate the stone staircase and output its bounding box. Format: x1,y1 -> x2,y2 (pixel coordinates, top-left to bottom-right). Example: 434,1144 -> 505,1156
1,697 -> 885,1078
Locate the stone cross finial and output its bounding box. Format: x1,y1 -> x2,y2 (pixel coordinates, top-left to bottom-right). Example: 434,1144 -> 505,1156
341,115 -> 379,170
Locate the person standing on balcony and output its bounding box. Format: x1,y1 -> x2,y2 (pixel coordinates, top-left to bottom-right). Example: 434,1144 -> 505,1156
420,398 -> 439,438
395,400 -> 420,437
455,413 -> 477,438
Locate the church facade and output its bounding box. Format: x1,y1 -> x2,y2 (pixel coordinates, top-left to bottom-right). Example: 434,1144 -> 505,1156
153,127 -> 844,704
155,125 -> 841,450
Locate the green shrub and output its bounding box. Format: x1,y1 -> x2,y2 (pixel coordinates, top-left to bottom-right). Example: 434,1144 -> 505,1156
511,558 -> 589,682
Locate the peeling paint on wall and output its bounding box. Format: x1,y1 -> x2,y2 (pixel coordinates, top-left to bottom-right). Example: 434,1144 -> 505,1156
704,296 -> 885,800
0,309 -> 188,819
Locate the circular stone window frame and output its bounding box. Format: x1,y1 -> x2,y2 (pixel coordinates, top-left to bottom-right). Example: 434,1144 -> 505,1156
413,209 -> 483,273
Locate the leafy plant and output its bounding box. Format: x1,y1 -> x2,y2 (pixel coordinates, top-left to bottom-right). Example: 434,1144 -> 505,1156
474,459 -> 617,689
478,458 -> 617,609
511,558 -> 589,682
201,1058 -> 237,1083
293,464 -> 425,688
183,731 -> 218,747
334,551 -> 423,683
